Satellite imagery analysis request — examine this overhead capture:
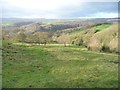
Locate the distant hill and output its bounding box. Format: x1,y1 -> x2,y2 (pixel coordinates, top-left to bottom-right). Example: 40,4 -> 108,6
2,18 -> 119,53
4,18 -> 116,33
19,22 -> 79,33
2,18 -> 118,26
2,18 -> 118,34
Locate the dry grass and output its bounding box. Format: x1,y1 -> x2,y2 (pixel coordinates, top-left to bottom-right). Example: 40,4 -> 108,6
89,23 -> 118,53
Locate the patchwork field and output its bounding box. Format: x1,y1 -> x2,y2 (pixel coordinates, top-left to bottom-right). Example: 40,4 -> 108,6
2,42 -> 118,88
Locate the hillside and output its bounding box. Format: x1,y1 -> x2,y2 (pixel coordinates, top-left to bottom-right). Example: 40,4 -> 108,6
19,22 -> 78,33
2,1 -> 119,88
2,42 -> 118,88
68,23 -> 118,53
2,18 -> 119,53
2,19 -> 119,88
2,18 -> 117,31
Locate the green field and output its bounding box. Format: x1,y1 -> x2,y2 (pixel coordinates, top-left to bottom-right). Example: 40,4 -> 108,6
2,42 -> 118,88
93,23 -> 112,31
69,23 -> 112,35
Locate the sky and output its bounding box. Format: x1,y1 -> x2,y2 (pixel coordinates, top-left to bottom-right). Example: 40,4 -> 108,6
1,0 -> 119,19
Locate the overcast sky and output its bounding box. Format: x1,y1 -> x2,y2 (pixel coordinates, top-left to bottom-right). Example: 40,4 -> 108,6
1,0 -> 119,19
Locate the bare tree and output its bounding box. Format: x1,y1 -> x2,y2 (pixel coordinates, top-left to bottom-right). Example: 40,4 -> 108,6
16,32 -> 26,43
57,34 -> 70,46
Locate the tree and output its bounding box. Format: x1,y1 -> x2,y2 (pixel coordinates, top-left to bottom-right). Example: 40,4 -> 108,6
41,32 -> 51,46
16,32 -> 26,43
57,34 -> 70,47
2,30 -> 18,42
33,32 -> 52,45
25,34 -> 35,44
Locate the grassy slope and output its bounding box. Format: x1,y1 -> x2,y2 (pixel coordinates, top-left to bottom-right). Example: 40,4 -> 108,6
2,42 -> 118,88
92,23 -> 112,31
69,23 -> 112,35
89,23 -> 118,52
69,23 -> 118,52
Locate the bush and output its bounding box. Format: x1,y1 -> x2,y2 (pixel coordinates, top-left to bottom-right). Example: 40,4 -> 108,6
108,37 -> 118,53
101,45 -> 110,52
88,39 -> 102,51
74,38 -> 83,46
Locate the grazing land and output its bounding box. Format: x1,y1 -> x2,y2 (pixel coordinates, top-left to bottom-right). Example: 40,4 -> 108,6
1,1 -> 119,88
2,42 -> 118,88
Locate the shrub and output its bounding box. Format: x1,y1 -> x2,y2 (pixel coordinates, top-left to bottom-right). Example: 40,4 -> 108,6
88,39 -> 102,51
108,36 -> 118,53
73,38 -> 83,46
101,44 -> 110,52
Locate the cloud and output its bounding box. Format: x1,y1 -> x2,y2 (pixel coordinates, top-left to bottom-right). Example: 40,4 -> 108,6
92,12 -> 118,18
1,0 -> 118,18
78,12 -> 118,18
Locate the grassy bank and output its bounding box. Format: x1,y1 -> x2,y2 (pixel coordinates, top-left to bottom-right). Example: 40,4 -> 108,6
2,42 -> 118,88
